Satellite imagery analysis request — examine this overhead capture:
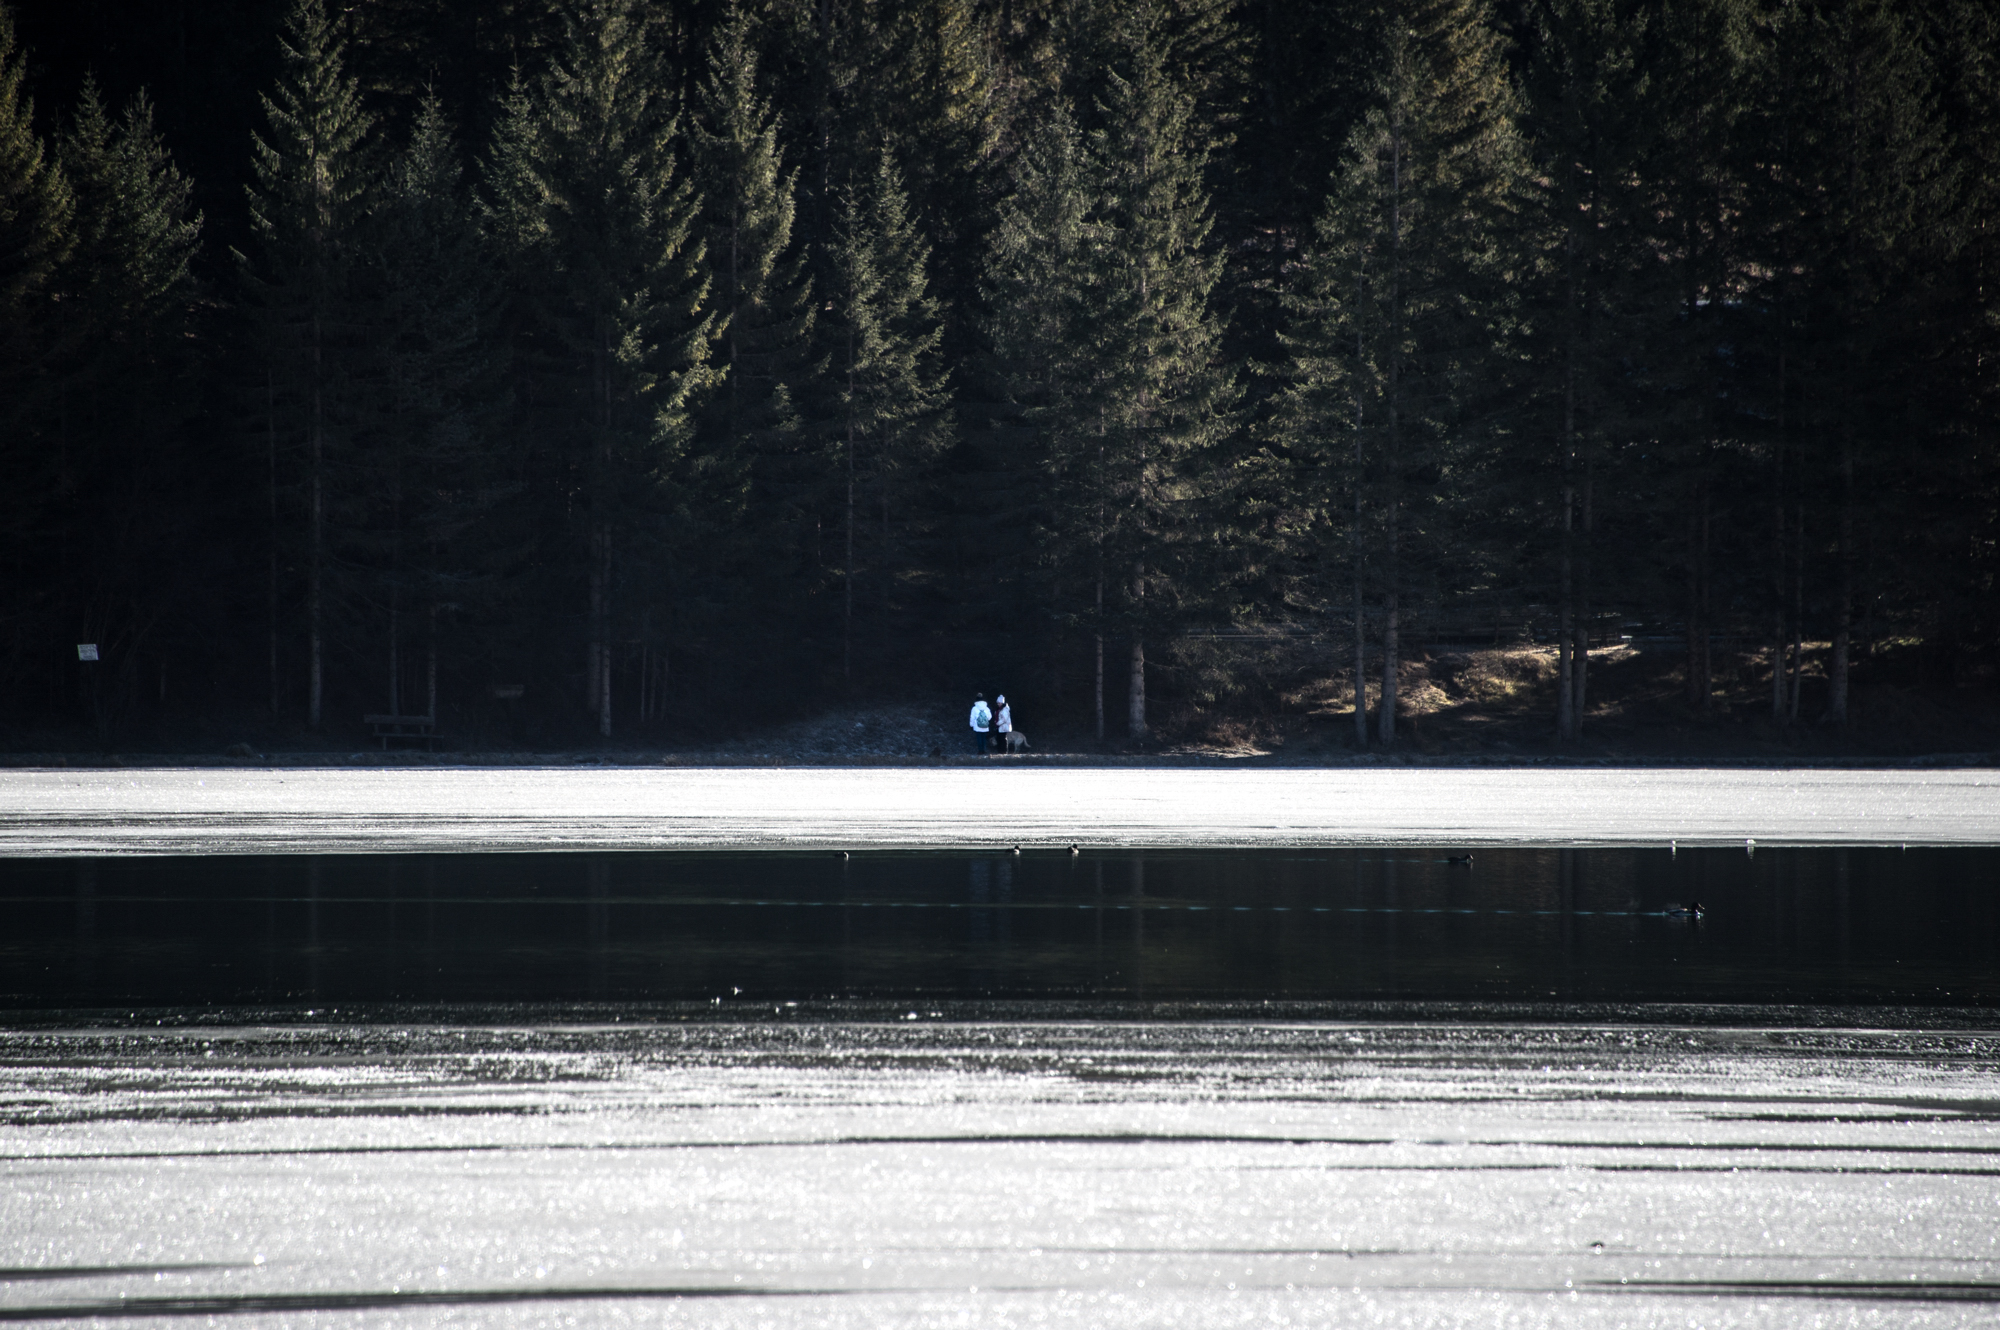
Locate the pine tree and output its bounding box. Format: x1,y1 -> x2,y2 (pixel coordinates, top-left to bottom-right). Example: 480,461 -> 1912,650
1269,186 -> 1371,748
58,82 -> 200,340
1917,0 -> 2000,688
1086,7 -> 1239,741
692,5 -> 817,612
355,96 -> 503,725
1624,0 -> 1758,717
873,0 -> 999,338
0,1 -> 72,431
822,150 -> 952,684
10,75 -> 201,739
1280,0 -> 1525,746
484,0 -> 719,738
1752,0 -> 1953,726
780,0 -> 1000,356
56,77 -> 203,602
238,0 -> 373,730
1519,0 -> 1650,740
981,102 -> 1103,729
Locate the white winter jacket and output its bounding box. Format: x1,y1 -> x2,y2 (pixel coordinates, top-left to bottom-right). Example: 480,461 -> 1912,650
969,701 -> 992,732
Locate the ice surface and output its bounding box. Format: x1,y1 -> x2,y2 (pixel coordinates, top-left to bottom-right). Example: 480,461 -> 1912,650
3,1019 -> 1997,1326
2,766 -> 1997,855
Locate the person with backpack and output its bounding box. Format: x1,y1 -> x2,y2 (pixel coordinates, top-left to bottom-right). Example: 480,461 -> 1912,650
968,695 -> 993,755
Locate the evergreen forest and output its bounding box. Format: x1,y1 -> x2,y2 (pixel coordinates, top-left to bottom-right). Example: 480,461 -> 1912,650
3,0 -> 1996,752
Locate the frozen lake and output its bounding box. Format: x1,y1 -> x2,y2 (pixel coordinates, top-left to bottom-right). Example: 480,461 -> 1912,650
2,766 -> 1997,854
3,1014 -> 1997,1326
5,772 -> 1996,1325
9,846 -> 1998,1008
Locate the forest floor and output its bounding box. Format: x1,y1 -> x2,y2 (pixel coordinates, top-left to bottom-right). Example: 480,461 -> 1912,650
669,641 -> 2000,765
5,639 -> 1997,766
1194,639 -> 2000,765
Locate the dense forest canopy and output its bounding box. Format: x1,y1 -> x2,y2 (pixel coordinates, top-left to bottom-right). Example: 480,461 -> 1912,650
2,0 -> 1995,748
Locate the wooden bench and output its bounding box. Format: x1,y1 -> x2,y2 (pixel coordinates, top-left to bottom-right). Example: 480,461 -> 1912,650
363,714 -> 440,750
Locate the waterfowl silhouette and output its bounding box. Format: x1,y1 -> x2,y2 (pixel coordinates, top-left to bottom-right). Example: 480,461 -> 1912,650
1444,854 -> 1474,866
1069,844 -> 1081,855
1664,902 -> 1705,919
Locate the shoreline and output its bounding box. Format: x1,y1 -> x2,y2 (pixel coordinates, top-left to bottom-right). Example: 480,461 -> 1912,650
3,765 -> 1995,855
2,747 -> 1996,770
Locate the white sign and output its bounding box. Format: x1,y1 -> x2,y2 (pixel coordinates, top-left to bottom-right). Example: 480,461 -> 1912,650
76,644 -> 99,661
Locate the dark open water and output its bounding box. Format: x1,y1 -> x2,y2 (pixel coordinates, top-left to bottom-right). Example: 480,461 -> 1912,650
5,846 -> 1997,1010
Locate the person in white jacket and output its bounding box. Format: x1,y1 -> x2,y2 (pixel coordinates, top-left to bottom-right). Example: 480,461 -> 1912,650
995,696 -> 1012,749
968,695 -> 993,755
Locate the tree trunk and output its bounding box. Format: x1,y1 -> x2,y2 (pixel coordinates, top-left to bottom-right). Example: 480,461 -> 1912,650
1557,241 -> 1577,742
1828,454 -> 1852,724
387,590 -> 399,717
589,323 -> 614,741
1573,462 -> 1593,733
1376,468 -> 1398,747
843,328 -> 856,684
263,373 -> 279,717
1378,586 -> 1398,747
1128,557 -> 1148,739
595,525 -> 612,739
1352,307 -> 1368,749
594,654 -> 610,737
1684,512 -> 1699,709
1789,500 -> 1804,722
587,531 -> 604,729
1684,484 -> 1710,710
1557,471 -> 1575,742
1127,637 -> 1146,740
308,374 -> 322,731
426,602 -> 437,722
1379,111 -> 1401,750
727,196 -> 741,448
1772,340 -> 1789,723
1700,496 -> 1712,709
1352,570 -> 1367,749
1095,461 -> 1106,743
1093,573 -> 1104,743
1827,53 -> 1860,728
1771,477 -> 1788,724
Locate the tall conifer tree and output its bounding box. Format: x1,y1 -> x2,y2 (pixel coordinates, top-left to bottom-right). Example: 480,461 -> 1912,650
693,8 -> 816,558
1920,0 -> 2000,684
484,0 -> 718,738
58,83 -> 199,341
0,2 -> 71,433
48,80 -> 202,732
1627,0 -> 1757,716
1752,0 -> 1952,726
1282,0 -> 1524,746
239,0 -> 373,730
1520,0 -> 1648,740
982,103 -> 1106,730
1087,7 -> 1238,740
876,0 -> 999,338
823,150 -> 952,683
356,97 -> 501,723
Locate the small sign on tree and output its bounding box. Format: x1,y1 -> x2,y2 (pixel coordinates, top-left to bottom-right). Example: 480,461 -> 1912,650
76,644 -> 99,662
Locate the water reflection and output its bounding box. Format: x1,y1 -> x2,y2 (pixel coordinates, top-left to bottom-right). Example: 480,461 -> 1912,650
2,847 -> 1996,1009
